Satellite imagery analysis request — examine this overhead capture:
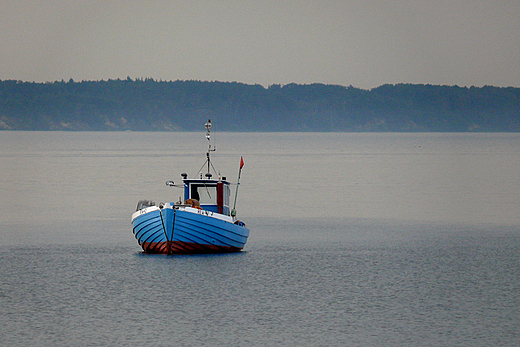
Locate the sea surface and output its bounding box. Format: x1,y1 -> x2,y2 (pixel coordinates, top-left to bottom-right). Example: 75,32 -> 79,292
1,131 -> 519,346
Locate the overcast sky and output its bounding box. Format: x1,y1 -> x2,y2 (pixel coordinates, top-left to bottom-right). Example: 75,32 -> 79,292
1,0 -> 519,89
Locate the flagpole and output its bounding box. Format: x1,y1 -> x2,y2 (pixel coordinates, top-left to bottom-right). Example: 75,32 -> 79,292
231,157 -> 244,217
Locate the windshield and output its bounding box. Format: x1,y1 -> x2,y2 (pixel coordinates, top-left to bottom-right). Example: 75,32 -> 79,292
191,184 -> 217,204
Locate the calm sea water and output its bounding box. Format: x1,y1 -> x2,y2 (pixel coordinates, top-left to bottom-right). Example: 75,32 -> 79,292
1,132 -> 519,346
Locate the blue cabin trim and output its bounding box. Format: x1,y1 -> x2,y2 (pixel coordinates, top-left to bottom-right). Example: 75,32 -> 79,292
183,179 -> 231,215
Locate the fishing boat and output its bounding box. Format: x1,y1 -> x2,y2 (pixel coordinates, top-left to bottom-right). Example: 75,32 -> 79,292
131,120 -> 250,254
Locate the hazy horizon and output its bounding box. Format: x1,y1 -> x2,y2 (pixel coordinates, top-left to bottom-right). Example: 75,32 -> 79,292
2,1 -> 519,89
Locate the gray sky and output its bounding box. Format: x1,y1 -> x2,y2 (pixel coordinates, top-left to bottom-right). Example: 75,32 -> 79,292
2,0 -> 519,89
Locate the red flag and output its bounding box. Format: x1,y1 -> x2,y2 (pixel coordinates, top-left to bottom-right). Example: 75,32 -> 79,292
240,156 -> 244,169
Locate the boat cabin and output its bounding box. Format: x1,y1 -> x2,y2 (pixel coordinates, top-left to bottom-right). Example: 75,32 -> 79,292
182,176 -> 231,215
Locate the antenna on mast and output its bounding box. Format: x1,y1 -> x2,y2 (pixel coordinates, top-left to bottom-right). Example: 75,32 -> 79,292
205,119 -> 216,175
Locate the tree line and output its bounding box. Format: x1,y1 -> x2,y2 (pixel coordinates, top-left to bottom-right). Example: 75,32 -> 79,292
1,78 -> 519,131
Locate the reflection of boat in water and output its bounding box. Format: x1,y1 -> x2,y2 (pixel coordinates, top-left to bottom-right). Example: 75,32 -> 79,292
131,120 -> 249,254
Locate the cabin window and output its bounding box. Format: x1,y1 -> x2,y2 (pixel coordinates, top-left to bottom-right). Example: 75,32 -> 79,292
191,185 -> 217,204
224,185 -> 230,206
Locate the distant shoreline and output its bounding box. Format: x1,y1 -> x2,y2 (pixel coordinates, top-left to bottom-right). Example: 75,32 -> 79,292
1,79 -> 519,132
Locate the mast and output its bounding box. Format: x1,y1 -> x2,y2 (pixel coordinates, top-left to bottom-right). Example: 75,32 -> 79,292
204,119 -> 216,176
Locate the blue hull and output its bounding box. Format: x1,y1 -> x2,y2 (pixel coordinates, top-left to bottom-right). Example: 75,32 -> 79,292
132,207 -> 250,254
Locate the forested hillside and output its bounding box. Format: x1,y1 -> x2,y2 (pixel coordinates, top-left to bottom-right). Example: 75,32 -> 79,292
1,79 -> 519,131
